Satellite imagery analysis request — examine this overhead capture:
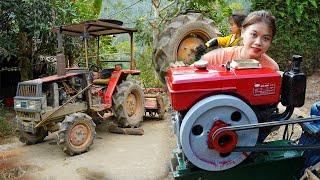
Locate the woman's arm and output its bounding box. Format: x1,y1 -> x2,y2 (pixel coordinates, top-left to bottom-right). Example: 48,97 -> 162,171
260,54 -> 280,71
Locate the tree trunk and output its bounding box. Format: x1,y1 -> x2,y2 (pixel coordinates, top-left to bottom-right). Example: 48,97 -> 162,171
152,0 -> 160,48
18,31 -> 31,82
151,0 -> 178,48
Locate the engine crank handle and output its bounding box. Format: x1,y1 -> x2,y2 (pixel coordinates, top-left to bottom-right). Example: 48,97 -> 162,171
233,144 -> 320,152
212,116 -> 320,139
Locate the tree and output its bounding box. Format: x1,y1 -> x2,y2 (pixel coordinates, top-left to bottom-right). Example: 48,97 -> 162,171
0,0 -> 102,81
250,0 -> 320,74
0,0 -> 55,80
98,0 -> 246,87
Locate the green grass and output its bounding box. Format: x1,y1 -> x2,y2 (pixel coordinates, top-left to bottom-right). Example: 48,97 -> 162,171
0,106 -> 15,140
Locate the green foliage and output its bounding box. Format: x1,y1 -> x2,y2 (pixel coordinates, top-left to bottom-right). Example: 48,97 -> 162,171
98,36 -> 117,62
250,0 -> 320,74
93,0 -> 102,12
0,0 -> 53,61
185,0 -> 246,35
134,13 -> 160,87
132,0 -> 247,86
136,47 -> 162,88
0,117 -> 14,138
0,0 -> 102,79
47,0 -> 102,67
0,102 -> 14,139
135,18 -> 153,47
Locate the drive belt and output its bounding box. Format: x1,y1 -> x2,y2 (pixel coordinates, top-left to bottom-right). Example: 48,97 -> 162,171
233,144 -> 320,152
211,116 -> 320,152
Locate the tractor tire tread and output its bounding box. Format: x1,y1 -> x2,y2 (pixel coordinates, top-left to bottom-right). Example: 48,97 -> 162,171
112,79 -> 145,128
153,12 -> 220,83
57,113 -> 96,156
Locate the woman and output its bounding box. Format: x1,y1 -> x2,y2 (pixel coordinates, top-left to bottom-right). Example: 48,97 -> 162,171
202,10 -> 279,71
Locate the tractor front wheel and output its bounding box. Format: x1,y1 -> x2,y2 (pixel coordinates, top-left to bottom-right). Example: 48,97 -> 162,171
58,113 -> 96,156
15,119 -> 48,145
15,127 -> 48,145
112,80 -> 145,127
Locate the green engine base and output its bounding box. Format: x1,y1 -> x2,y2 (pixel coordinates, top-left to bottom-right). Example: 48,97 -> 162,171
170,140 -> 305,180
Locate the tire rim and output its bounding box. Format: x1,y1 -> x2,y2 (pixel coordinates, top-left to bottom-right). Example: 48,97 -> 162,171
69,122 -> 91,148
126,90 -> 142,117
176,30 -> 211,64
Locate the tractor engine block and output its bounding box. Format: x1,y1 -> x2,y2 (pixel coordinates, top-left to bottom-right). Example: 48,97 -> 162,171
166,57 -> 306,171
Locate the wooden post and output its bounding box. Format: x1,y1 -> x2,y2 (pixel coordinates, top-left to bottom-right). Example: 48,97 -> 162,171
108,123 -> 144,135
97,36 -> 100,66
84,26 -> 89,69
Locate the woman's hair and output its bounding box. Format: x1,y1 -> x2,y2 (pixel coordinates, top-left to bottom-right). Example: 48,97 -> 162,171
230,14 -> 247,27
242,10 -> 276,38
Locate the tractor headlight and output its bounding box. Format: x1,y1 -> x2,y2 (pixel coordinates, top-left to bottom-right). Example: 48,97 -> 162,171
28,100 -> 41,110
14,99 -> 22,108
14,99 -> 41,111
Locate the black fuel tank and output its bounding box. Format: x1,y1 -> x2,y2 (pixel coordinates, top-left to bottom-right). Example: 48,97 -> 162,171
280,55 -> 306,107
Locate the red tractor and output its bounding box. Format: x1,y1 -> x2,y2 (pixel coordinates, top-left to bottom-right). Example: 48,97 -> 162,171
13,19 -> 148,155
166,56 -> 320,178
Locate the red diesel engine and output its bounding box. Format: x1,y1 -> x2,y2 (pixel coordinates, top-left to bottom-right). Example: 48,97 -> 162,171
166,56 -> 306,171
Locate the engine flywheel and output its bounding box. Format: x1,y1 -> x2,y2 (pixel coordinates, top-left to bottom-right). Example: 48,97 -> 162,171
180,95 -> 259,171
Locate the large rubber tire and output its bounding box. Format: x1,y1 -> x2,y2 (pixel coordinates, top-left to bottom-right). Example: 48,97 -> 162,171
15,119 -> 48,145
112,79 -> 145,128
154,13 -> 220,83
58,113 -> 96,156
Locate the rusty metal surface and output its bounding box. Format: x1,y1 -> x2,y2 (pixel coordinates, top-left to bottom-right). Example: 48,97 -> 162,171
39,102 -> 88,126
145,98 -> 158,109
51,19 -> 137,36
177,36 -> 202,64
26,73 -> 80,83
56,53 -> 66,76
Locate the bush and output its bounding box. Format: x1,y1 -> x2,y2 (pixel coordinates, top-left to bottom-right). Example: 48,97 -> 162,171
250,0 -> 320,75
136,47 -> 163,88
0,102 -> 15,140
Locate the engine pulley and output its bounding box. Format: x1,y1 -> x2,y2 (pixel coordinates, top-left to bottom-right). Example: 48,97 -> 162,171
180,95 -> 259,171
208,120 -> 238,153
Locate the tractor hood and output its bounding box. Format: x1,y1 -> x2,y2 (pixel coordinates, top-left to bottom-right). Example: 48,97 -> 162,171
166,65 -> 281,111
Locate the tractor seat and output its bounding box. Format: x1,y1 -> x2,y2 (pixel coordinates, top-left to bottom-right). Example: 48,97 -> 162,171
93,78 -> 110,85
92,68 -> 115,85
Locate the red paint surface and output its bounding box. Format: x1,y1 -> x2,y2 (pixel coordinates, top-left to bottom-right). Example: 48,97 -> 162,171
208,120 -> 238,153
166,65 -> 281,111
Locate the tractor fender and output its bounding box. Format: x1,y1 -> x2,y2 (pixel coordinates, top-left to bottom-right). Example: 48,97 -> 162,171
103,70 -> 141,109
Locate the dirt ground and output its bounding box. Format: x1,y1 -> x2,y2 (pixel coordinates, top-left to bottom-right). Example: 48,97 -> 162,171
0,73 -> 319,179
298,73 -> 320,117
0,114 -> 176,180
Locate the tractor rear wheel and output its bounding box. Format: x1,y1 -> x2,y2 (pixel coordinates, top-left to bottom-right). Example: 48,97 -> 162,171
112,79 -> 145,127
154,12 -> 220,83
58,113 -> 96,156
15,120 -> 48,145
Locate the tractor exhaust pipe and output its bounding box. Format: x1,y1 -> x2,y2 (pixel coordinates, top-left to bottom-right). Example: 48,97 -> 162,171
57,53 -> 66,76
56,29 -> 66,76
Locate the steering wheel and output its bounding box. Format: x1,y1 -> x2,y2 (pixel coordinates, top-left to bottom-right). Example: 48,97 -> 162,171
77,62 -> 100,72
